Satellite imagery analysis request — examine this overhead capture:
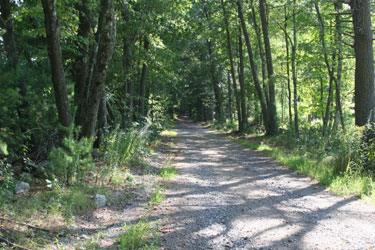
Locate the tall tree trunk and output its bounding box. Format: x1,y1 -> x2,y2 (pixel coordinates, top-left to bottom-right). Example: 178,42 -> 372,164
259,0 -> 278,135
139,36 -> 149,118
350,0 -> 375,126
283,5 -> 293,128
72,0 -> 91,126
227,71 -> 233,124
238,28 -> 249,131
334,2 -> 345,133
221,0 -> 241,130
236,0 -> 270,133
250,0 -> 268,102
315,2 -> 335,136
207,40 -> 225,123
41,0 -> 72,132
81,0 -> 116,138
292,0 -> 299,138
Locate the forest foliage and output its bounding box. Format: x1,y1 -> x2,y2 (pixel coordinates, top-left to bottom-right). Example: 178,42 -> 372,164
0,0 -> 375,199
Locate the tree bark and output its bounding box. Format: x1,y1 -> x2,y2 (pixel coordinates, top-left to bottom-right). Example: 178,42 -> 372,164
250,0 -> 268,103
238,28 -> 249,131
221,0 -> 241,130
72,0 -> 91,127
227,71 -> 233,124
236,0 -> 270,133
315,2 -> 335,136
291,0 -> 299,138
81,0 -> 116,138
350,0 -> 375,126
259,0 -> 278,135
41,0 -> 72,132
283,5 -> 293,128
207,40 -> 225,123
334,2 -> 345,133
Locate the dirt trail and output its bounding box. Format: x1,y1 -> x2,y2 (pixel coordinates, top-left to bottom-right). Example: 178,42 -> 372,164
157,120 -> 375,250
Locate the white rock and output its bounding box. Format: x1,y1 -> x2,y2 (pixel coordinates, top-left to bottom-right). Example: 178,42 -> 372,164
15,182 -> 30,194
95,194 -> 106,208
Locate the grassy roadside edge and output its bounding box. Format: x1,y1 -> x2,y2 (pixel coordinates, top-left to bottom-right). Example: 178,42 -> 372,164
202,120 -> 375,203
229,135 -> 375,203
115,128 -> 179,250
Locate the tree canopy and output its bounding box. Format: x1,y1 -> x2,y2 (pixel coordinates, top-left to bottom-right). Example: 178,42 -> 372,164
0,0 -> 374,170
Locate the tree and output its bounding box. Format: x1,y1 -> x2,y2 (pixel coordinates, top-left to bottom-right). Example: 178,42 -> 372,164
221,0 -> 242,130
72,0 -> 92,126
349,0 -> 375,126
41,0 -> 72,133
238,27 -> 249,131
258,0 -> 278,135
291,0 -> 299,138
236,0 -> 270,134
80,0 -> 116,138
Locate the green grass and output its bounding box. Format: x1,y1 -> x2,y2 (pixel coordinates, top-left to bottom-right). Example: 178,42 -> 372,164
159,167 -> 177,179
149,189 -> 165,207
117,219 -> 160,250
232,136 -> 375,202
159,160 -> 177,179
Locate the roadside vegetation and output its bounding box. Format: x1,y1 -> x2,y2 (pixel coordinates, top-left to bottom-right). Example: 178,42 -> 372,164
208,121 -> 375,202
0,120 -> 178,249
1,0 -> 375,247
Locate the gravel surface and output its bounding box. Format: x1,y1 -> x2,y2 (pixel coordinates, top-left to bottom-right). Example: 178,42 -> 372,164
158,120 -> 375,250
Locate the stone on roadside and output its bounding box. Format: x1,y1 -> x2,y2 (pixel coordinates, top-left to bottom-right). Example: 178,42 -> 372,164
95,194 -> 107,208
15,182 -> 30,194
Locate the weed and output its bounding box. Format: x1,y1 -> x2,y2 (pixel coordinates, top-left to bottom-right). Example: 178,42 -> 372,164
159,160 -> 177,179
149,189 -> 164,207
127,156 -> 150,169
110,169 -> 134,186
117,219 -> 160,250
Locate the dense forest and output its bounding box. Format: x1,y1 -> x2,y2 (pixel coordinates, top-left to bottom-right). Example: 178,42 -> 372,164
0,0 -> 375,248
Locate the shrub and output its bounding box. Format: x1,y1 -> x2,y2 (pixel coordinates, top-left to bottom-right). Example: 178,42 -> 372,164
102,123 -> 151,168
49,127 -> 94,186
96,122 -> 151,184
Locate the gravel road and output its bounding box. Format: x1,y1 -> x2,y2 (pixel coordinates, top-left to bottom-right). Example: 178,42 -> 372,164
158,120 -> 375,250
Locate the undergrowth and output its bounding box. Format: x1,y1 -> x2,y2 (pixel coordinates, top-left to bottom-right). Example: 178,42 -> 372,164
0,118 -> 177,249
231,125 -> 375,202
117,218 -> 160,250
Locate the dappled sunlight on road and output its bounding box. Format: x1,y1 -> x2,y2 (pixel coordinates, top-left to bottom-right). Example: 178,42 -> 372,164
153,119 -> 375,250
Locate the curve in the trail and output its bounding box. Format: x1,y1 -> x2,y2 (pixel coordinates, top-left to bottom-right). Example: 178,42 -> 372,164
157,120 -> 375,250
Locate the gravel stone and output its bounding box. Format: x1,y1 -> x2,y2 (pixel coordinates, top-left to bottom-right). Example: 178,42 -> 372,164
15,182 -> 30,194
159,120 -> 375,250
95,194 -> 107,208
